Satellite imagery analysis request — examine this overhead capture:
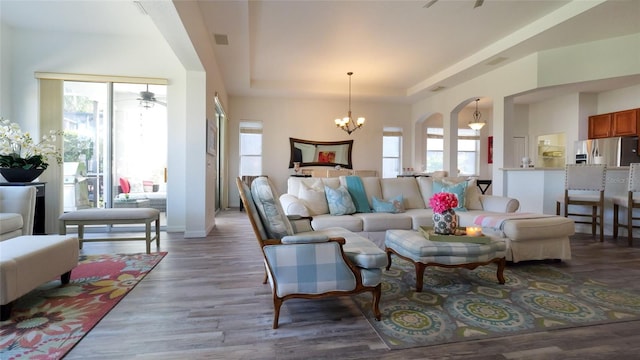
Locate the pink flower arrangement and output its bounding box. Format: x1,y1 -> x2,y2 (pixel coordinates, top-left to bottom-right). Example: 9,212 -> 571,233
429,192 -> 458,214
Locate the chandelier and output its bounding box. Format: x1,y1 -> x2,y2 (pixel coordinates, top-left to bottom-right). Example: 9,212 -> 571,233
468,98 -> 485,130
335,72 -> 365,135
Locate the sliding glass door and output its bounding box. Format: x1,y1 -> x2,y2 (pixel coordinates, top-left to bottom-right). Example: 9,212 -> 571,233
63,81 -> 168,227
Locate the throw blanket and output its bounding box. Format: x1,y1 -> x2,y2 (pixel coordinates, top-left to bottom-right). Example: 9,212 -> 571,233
345,176 -> 371,213
474,213 -> 555,230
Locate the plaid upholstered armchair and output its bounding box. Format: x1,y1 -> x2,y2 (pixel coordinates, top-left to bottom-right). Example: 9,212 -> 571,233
237,176 -> 387,329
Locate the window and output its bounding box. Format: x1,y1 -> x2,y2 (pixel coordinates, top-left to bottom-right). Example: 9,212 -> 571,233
457,128 -> 480,175
239,121 -> 262,176
425,128 -> 444,173
425,128 -> 479,175
382,129 -> 402,178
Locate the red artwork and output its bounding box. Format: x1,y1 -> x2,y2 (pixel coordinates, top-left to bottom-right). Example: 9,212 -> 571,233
318,151 -> 336,163
488,136 -> 493,164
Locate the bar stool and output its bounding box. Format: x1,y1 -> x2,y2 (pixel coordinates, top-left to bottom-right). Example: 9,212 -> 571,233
612,163 -> 640,246
555,164 -> 606,242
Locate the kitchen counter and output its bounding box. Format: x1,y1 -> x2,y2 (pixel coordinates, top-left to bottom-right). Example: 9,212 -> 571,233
501,166 -> 630,171
502,166 -> 633,237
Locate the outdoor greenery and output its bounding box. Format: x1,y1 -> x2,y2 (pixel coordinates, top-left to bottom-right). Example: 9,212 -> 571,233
64,131 -> 94,163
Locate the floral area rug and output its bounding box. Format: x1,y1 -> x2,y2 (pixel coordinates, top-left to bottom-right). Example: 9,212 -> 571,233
0,252 -> 166,359
354,257 -> 640,350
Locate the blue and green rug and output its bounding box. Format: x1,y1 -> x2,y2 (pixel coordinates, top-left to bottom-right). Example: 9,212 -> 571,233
354,258 -> 640,350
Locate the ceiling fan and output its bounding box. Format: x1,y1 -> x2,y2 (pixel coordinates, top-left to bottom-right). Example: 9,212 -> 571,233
424,0 -> 484,9
136,84 -> 166,108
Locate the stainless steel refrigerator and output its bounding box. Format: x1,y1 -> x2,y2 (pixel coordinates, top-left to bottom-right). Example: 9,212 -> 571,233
574,137 -> 640,166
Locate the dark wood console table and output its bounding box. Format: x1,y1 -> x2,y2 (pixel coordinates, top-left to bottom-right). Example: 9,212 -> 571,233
0,182 -> 46,234
476,180 -> 492,194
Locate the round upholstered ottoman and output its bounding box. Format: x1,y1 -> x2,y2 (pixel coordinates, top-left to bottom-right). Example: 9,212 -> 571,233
384,229 -> 506,292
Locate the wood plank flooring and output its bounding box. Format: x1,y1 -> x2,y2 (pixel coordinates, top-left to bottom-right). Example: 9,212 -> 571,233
65,209 -> 640,359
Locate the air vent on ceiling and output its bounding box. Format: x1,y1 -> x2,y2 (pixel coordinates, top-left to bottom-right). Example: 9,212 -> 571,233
423,0 -> 438,8
424,0 -> 483,9
214,34 -> 229,46
486,57 -> 508,66
430,86 -> 446,92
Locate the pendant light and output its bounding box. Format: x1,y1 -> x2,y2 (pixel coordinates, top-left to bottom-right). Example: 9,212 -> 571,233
468,98 -> 485,130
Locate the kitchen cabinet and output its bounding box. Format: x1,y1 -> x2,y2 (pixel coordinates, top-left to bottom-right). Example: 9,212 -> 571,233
612,109 -> 639,136
588,113 -> 612,139
589,108 -> 640,139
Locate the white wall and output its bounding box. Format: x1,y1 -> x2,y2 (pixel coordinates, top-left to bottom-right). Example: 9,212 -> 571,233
227,96 -> 411,206
172,0 -> 229,233
528,93 -> 581,162
538,34 -> 640,88
0,22 -> 12,116
597,84 -> 640,114
410,34 -> 640,196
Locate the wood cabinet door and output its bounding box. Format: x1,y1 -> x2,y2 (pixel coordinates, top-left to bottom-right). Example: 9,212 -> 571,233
588,113 -> 612,139
612,109 -> 639,136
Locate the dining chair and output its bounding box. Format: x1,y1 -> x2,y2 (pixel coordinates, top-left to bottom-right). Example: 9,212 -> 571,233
612,163 -> 640,246
555,164 -> 607,242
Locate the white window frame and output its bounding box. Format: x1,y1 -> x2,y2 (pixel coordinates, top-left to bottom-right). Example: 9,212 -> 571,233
239,121 -> 263,176
382,129 -> 402,178
425,128 -> 444,173
425,128 -> 480,175
457,128 -> 480,176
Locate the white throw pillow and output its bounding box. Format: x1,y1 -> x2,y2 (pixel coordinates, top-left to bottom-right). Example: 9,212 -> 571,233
298,179 -> 329,215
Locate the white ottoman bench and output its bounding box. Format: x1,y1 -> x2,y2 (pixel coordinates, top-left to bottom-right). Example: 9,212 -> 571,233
477,215 -> 575,263
59,208 -> 160,254
0,235 -> 79,320
385,229 -> 506,292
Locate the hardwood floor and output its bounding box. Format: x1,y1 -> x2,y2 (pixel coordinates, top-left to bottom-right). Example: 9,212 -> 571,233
66,209 -> 640,360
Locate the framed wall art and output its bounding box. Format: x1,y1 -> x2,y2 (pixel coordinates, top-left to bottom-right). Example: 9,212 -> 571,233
488,136 -> 493,164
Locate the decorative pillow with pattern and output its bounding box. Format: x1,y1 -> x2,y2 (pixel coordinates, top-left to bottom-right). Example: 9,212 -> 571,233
324,185 -> 356,215
432,180 -> 468,212
251,177 -> 294,239
372,195 -> 405,213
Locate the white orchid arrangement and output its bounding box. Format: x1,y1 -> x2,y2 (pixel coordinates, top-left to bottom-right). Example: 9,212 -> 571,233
0,117 -> 63,170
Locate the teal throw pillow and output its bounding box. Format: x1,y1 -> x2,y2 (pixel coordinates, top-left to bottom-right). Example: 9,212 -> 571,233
324,185 -> 357,215
372,195 -> 405,213
432,180 -> 468,212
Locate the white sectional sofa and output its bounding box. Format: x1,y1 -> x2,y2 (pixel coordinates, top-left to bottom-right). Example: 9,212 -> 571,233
280,175 -> 575,263
280,176 -> 519,245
